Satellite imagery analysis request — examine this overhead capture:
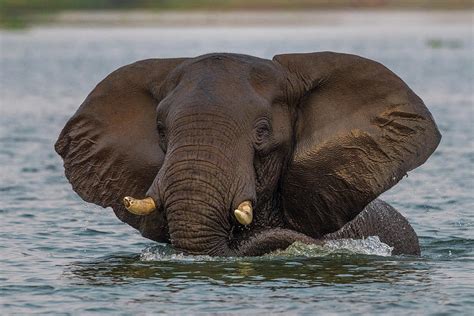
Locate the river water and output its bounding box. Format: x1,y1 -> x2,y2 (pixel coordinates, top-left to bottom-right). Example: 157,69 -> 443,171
0,12 -> 473,315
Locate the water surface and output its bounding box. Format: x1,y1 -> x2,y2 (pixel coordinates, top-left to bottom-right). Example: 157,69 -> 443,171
0,12 -> 473,314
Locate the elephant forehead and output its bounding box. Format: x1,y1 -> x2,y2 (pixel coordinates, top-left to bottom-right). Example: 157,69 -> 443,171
167,55 -> 284,106
188,53 -> 272,70
171,54 -> 280,86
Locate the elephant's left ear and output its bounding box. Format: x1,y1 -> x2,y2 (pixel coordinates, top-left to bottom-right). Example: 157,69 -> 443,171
55,58 -> 187,241
273,52 -> 441,238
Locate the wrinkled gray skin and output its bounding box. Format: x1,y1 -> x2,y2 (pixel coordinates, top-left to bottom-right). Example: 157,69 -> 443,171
55,52 -> 440,256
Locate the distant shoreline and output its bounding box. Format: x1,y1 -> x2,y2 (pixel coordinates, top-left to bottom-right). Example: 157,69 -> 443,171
1,0 -> 472,28
12,10 -> 474,28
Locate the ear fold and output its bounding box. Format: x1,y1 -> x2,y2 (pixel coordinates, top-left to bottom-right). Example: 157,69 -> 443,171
274,52 -> 440,238
55,58 -> 187,241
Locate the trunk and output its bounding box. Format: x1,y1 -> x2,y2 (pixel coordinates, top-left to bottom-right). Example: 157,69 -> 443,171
159,142 -> 238,255
158,146 -> 319,256
152,109 -> 258,256
166,198 -> 234,255
236,228 -> 320,256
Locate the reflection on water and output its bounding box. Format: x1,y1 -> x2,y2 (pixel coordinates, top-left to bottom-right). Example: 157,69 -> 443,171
66,246 -> 430,287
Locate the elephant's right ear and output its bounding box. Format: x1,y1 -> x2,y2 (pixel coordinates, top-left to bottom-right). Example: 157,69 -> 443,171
55,58 -> 187,240
273,52 -> 441,238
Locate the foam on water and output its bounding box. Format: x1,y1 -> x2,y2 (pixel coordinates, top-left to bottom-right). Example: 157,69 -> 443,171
139,236 -> 393,261
139,244 -> 215,262
272,236 -> 393,257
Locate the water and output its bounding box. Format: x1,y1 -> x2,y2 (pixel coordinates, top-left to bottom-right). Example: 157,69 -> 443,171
1,12 -> 473,314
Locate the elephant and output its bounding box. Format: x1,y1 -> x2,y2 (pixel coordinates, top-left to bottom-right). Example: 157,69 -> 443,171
55,52 -> 441,256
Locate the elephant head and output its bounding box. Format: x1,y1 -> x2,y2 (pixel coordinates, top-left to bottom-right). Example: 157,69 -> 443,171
55,52 -> 440,256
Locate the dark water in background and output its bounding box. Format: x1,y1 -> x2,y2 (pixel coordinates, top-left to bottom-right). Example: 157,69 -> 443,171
0,12 -> 473,314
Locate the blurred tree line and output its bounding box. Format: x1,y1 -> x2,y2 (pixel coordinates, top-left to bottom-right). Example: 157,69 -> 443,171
1,0 -> 472,28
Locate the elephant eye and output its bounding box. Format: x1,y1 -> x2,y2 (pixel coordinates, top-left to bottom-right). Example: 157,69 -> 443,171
156,121 -> 166,139
156,121 -> 167,151
254,120 -> 271,146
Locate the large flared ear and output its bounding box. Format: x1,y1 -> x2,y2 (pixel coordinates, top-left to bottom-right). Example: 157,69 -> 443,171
274,52 -> 441,238
55,58 -> 187,241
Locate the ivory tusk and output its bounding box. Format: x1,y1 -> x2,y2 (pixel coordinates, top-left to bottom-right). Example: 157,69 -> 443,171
123,196 -> 156,215
234,201 -> 253,225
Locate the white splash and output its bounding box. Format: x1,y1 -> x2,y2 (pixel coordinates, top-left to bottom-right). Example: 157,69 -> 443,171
271,236 -> 393,257
139,236 -> 393,261
139,244 -> 217,262
324,236 -> 394,256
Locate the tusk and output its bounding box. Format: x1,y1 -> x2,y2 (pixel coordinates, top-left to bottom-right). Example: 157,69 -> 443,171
123,196 -> 156,215
234,201 -> 253,225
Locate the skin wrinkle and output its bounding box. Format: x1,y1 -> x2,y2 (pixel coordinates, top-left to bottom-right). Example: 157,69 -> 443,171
167,120 -> 237,154
167,200 -> 226,218
173,120 -> 238,138
165,182 -> 225,206
342,145 -> 391,164
168,132 -> 236,160
161,158 -> 229,185
167,201 -> 228,232
167,209 -> 227,233
162,166 -> 227,192
160,161 -> 230,195
174,114 -> 240,125
162,161 -> 228,186
160,126 -> 236,252
168,205 -> 231,253
165,184 -> 226,209
169,157 -> 227,174
169,214 -> 228,235
168,214 -> 226,237
172,130 -> 235,149
389,110 -> 425,120
161,156 -> 229,187
167,106 -> 262,252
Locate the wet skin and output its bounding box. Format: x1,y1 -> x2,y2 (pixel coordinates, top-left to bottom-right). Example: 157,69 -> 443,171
55,52 -> 440,256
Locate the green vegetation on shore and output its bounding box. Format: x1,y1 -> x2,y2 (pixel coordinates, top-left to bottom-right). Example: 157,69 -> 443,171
1,0 -> 472,28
